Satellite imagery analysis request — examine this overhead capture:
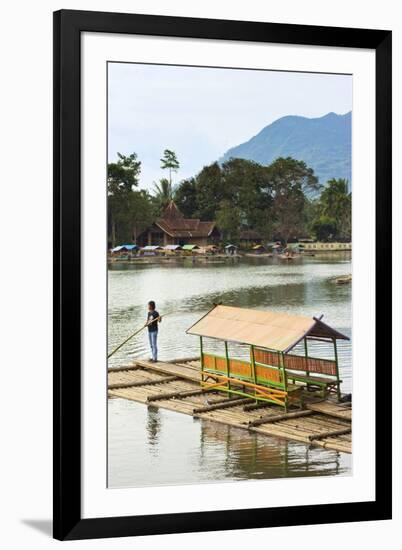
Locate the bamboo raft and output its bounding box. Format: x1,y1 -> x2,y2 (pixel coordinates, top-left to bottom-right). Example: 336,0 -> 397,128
108,358 -> 352,454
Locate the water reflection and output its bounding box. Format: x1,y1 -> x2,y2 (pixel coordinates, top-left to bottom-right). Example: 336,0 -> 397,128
108,399 -> 350,488
146,406 -> 161,453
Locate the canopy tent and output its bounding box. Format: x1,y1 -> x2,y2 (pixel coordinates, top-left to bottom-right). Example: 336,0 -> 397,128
186,305 -> 349,354
112,244 -> 138,252
182,244 -> 199,250
164,244 -> 182,250
141,245 -> 163,251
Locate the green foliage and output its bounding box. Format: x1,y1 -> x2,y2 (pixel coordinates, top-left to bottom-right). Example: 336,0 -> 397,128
311,178 -> 351,241
108,153 -> 154,246
152,178 -> 175,212
175,158 -> 274,238
108,152 -> 141,194
216,199 -> 242,243
174,178 -> 198,218
193,162 -> 223,220
312,215 -> 337,241
107,150 -> 351,247
267,157 -> 321,244
160,149 -> 180,185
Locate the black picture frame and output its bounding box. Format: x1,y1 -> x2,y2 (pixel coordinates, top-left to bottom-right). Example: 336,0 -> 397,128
53,9 -> 392,541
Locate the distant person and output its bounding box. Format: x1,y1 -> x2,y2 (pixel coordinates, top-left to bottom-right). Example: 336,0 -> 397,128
146,301 -> 161,362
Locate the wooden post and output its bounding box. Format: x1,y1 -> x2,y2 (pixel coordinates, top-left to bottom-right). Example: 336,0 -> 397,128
200,336 -> 204,383
224,341 -> 230,391
278,351 -> 288,411
333,337 -> 341,401
304,337 -> 310,377
250,345 -> 258,401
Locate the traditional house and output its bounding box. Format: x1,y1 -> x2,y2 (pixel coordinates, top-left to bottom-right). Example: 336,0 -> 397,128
138,201 -> 220,247
239,229 -> 263,248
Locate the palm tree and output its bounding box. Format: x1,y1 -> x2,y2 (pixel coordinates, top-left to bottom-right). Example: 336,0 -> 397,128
152,178 -> 175,210
320,178 -> 351,240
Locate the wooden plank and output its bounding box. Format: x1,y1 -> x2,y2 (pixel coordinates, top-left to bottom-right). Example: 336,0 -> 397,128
248,410 -> 313,427
134,358 -> 201,382
166,356 -> 199,364
306,401 -> 352,421
107,364 -> 144,373
108,375 -> 179,390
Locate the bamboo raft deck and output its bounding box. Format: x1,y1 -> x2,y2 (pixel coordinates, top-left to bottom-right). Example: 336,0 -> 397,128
108,358 -> 352,454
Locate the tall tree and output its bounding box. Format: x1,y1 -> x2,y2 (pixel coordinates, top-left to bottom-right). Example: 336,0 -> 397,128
160,149 -> 180,186
216,199 -> 242,243
108,153 -> 142,247
195,162 -> 224,220
221,158 -> 273,236
129,190 -> 156,243
174,178 -> 198,218
267,157 -> 320,244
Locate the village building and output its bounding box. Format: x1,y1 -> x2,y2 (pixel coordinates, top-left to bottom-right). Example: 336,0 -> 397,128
137,200 -> 220,247
239,229 -> 263,247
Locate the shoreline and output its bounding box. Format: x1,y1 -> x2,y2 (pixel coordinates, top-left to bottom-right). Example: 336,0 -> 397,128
108,250 -> 352,266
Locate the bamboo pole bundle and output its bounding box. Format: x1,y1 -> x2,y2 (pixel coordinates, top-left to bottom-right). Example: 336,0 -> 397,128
248,410 -> 313,427
309,427 -> 352,441
108,375 -> 179,390
193,397 -> 253,414
147,387 -> 214,402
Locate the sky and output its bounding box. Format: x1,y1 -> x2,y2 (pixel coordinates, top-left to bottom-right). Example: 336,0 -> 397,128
108,62 -> 352,191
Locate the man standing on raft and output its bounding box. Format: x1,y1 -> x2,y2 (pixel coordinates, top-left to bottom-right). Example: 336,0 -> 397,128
146,300 -> 161,362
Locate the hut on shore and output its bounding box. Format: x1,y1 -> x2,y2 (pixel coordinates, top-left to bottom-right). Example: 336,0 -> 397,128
111,244 -> 139,258
163,244 -> 182,255
137,201 -> 219,248
239,229 -> 263,248
182,244 -> 200,255
224,244 -> 238,256
141,245 -> 163,256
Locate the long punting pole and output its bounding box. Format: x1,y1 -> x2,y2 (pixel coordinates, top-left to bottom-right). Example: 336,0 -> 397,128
108,312 -> 173,359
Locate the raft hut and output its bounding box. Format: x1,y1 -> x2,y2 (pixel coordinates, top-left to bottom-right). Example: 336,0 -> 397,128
108,305 -> 352,453
187,305 -> 349,411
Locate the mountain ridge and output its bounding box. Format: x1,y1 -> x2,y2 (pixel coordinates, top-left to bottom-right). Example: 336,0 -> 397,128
220,111 -> 352,188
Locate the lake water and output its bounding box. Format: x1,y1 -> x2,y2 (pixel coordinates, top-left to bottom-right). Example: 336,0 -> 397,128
108,254 -> 352,488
